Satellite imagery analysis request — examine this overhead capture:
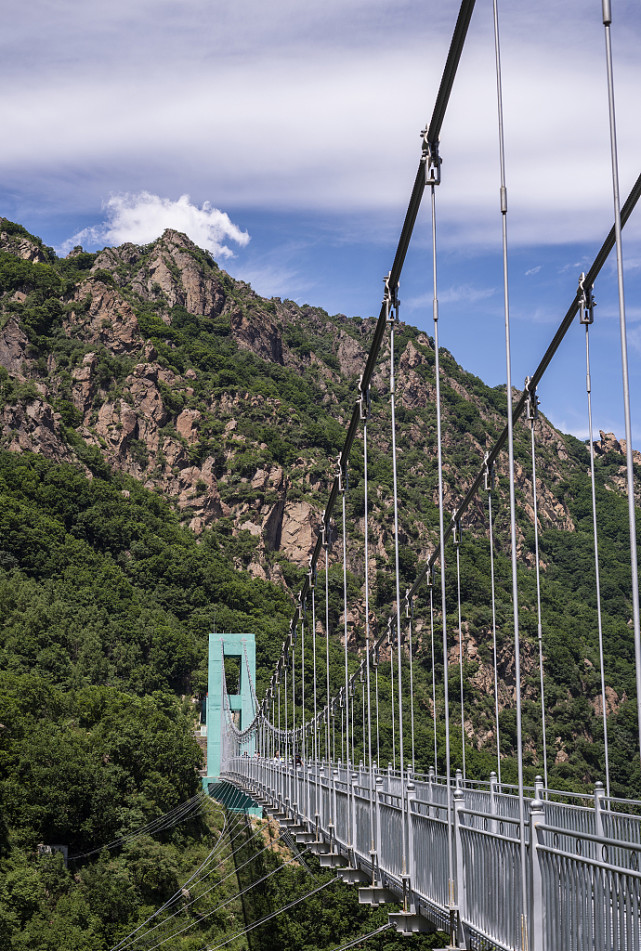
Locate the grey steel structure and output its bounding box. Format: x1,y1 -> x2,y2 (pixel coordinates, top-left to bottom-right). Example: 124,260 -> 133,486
223,756 -> 641,951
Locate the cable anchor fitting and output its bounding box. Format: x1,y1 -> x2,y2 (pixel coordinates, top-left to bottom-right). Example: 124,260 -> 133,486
336,452 -> 347,494
308,556 -> 316,589
452,515 -> 461,548
483,452 -> 494,492
421,130 -> 441,186
578,272 -> 596,325
358,374 -> 371,421
383,272 -> 400,324
524,376 -> 540,422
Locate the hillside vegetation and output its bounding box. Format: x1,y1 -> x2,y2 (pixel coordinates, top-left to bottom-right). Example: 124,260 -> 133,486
0,217 -> 640,947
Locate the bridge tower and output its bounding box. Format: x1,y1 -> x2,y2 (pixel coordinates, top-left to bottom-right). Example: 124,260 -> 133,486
202,633 -> 261,815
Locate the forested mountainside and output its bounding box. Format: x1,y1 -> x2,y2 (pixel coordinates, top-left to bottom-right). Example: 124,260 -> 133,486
0,217 -> 640,948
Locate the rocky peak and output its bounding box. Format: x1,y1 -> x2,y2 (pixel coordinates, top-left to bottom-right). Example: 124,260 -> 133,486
0,219 -> 51,264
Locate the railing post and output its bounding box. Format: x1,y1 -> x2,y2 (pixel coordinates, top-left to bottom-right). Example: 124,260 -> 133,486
594,781 -> 605,839
375,773 -> 384,880
529,776 -> 546,951
428,765 -> 435,818
453,786 -> 467,930
490,770 -> 498,834
351,771 -> 358,857
331,767 -> 338,844
317,764 -> 324,835
406,778 -> 416,912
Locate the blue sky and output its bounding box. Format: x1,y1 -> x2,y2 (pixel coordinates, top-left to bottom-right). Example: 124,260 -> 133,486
2,0 -> 640,446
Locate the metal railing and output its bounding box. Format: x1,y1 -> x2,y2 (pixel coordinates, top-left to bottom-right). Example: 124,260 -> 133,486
222,756 -> 641,951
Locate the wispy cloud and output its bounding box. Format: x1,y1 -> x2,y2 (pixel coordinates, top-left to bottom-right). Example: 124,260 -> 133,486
60,192 -> 249,258
405,284 -> 496,311
525,265 -> 542,276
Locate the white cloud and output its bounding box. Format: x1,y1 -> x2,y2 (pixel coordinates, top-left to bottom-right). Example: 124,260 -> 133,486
525,265 -> 542,276
61,192 -> 249,258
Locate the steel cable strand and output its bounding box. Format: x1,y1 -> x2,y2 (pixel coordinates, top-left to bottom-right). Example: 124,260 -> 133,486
116,830 -> 300,951
486,468 -> 502,786
110,804 -> 252,951
428,159 -> 455,941
527,387 -> 549,791
143,843 -> 318,951
340,466 -> 351,778
428,571 -> 438,772
491,0 -> 529,944
582,311 -> 611,797
109,807 -> 229,951
361,390 -> 376,866
325,538 -> 332,761
407,597 -> 416,774
600,0 -> 641,770
388,289 -> 408,885
454,520 -> 466,781
198,876 -> 337,951
389,637 -> 396,770
69,792 -> 209,861
325,921 -> 394,951
311,575 -> 318,768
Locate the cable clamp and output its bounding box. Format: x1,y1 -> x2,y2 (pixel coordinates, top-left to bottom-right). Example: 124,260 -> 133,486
383,272 -> 400,324
578,272 -> 596,325
452,515 -> 461,548
483,452 -> 494,492
358,375 -> 371,420
524,376 -> 540,422
421,130 -> 442,186
308,557 -> 316,589
404,589 -> 411,619
336,452 -> 347,494
426,566 -> 433,589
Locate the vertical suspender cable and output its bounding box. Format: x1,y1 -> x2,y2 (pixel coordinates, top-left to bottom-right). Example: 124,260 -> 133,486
429,573 -> 438,772
486,461 -> 502,786
388,286 -> 408,891
301,611 -> 306,765
581,287 -> 611,797
527,387 -> 549,791
375,653 -> 381,767
408,598 -> 416,774
342,480 -> 351,774
390,638 -> 397,769
492,1 -> 528,945
601,0 -> 641,765
429,165 -> 455,937
362,389 -> 376,859
325,540 -> 331,762
455,521 -> 466,780
361,678 -> 366,758
311,578 -> 318,767
292,628 -> 296,779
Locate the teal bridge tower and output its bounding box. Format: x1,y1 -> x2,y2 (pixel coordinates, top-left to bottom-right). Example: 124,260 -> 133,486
202,633 -> 261,816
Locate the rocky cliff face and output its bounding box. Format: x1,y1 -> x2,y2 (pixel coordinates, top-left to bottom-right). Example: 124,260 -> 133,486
2,219 -> 640,771
0,223 -> 609,577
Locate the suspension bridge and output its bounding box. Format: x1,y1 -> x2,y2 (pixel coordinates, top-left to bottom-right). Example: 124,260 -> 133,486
200,0 -> 641,949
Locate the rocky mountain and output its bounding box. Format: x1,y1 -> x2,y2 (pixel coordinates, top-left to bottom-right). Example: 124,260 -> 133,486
1,217 -> 640,791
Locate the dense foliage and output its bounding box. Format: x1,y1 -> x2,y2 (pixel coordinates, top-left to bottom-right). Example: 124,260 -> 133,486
1,219 -> 640,947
